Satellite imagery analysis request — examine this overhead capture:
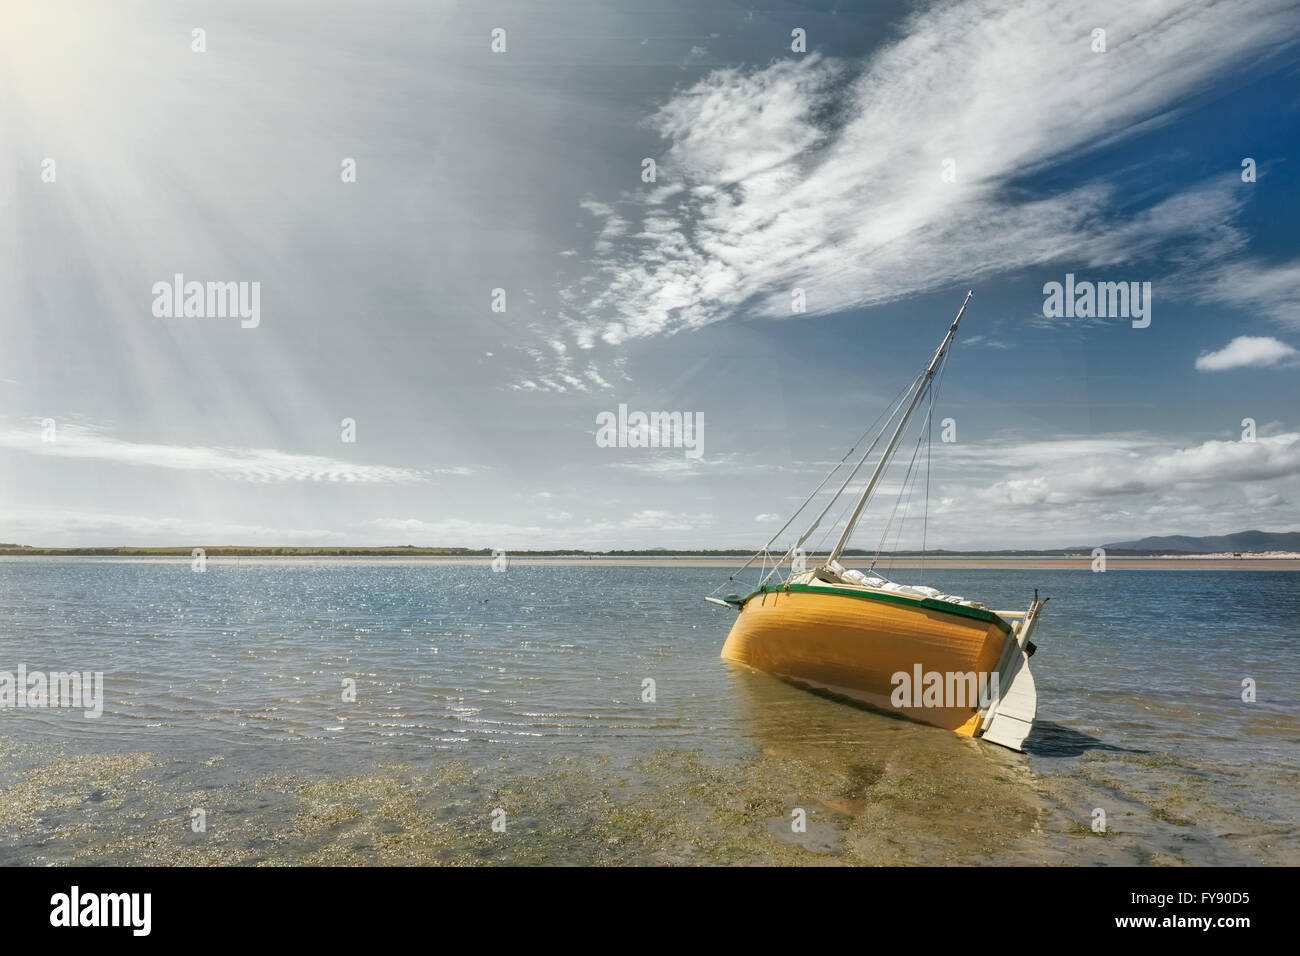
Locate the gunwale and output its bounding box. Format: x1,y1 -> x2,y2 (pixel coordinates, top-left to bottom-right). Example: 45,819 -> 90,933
737,581 -> 1013,635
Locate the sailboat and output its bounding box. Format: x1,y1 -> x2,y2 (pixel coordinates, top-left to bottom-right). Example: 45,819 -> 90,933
707,291 -> 1046,751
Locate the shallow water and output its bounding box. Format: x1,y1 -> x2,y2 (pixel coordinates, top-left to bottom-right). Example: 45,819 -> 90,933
0,558 -> 1296,865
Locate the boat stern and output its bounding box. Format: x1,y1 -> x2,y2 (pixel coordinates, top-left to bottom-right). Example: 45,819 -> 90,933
976,592 -> 1048,751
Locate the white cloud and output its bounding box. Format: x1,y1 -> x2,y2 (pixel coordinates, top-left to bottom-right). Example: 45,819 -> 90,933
559,0 -> 1300,352
974,433 -> 1300,503
797,430 -> 1300,550
0,423 -> 438,483
1195,336 -> 1299,371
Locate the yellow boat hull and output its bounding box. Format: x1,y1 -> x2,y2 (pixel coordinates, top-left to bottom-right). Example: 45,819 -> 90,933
720,586 -> 1010,736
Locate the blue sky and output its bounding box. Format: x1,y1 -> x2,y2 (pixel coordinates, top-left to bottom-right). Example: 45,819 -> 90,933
2,0 -> 1299,550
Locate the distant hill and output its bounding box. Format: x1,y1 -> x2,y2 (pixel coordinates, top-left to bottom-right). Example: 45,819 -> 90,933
1095,530 -> 1300,553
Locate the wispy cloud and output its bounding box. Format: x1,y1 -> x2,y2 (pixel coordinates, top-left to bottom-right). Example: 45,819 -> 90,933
0,508 -> 346,545
1192,260 -> 1300,327
552,0 -> 1299,363
962,335 -> 1012,349
618,509 -> 702,531
365,509 -> 712,546
364,517 -> 543,545
0,424 -> 440,483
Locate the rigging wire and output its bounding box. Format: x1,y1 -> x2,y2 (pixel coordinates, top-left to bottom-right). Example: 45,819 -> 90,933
710,376 -> 915,596
873,401 -> 929,570
810,478 -> 862,562
921,391 -> 933,586
808,342 -> 944,575
920,343 -> 952,584
755,373 -> 921,589
868,340 -> 953,575
889,435 -> 924,570
713,298 -> 964,596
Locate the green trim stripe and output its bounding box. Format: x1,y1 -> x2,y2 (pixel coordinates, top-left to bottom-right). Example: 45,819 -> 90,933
744,582 -> 1013,635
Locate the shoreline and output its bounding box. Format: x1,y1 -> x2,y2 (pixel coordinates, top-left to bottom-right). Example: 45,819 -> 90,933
2,554 -> 1298,570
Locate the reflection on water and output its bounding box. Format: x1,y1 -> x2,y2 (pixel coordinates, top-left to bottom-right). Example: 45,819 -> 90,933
0,559 -> 1297,865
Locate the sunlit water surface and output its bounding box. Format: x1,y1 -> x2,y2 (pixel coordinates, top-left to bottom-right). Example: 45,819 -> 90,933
1,559 -> 1296,865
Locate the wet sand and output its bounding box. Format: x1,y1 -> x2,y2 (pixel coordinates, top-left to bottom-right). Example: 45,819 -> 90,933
3,667 -> 1294,866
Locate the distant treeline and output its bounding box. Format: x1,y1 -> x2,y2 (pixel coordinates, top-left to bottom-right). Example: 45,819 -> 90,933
0,544 -> 1252,557
0,545 -> 488,556
2,545 -> 762,556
